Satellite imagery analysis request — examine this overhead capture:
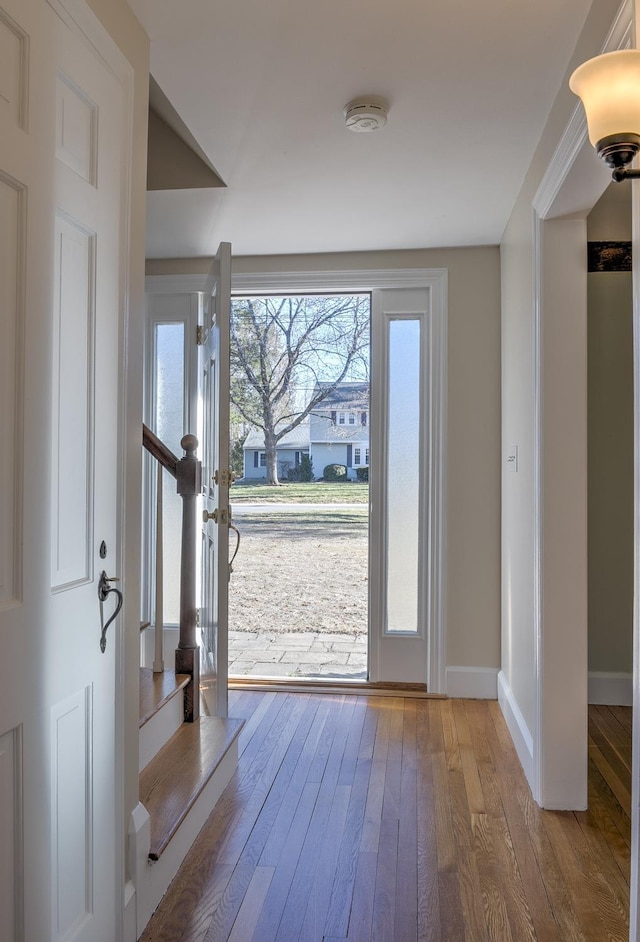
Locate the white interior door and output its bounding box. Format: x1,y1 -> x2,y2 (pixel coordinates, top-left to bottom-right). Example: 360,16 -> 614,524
0,1 -> 131,939
199,243 -> 232,718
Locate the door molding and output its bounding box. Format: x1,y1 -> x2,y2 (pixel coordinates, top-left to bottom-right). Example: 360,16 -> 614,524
146,267 -> 448,692
232,267 -> 448,693
526,0 -> 631,808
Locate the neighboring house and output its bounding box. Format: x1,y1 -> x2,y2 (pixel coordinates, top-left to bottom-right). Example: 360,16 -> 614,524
242,383 -> 370,480
309,382 -> 370,480
242,422 -> 310,480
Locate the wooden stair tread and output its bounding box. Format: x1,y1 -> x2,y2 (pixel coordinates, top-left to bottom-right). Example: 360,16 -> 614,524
139,668 -> 190,728
140,716 -> 243,860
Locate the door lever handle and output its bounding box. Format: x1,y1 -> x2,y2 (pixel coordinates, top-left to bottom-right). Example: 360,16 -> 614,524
98,570 -> 123,653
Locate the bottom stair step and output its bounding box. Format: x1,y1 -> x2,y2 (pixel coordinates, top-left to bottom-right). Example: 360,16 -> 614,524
139,667 -> 190,728
140,715 -> 244,861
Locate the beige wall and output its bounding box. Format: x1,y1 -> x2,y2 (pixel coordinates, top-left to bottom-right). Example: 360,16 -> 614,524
587,185 -> 633,674
149,247 -> 502,673
86,0 -> 149,895
500,0 -> 621,736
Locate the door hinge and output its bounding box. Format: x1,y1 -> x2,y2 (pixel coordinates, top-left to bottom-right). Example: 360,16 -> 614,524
212,469 -> 237,486
195,608 -> 200,627
196,325 -> 207,345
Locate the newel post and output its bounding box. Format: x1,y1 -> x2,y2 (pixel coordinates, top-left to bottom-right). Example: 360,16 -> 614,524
175,433 -> 201,722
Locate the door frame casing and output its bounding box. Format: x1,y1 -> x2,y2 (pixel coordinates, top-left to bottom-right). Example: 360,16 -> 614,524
231,268 -> 448,693
145,269 -> 448,692
520,0 -> 632,811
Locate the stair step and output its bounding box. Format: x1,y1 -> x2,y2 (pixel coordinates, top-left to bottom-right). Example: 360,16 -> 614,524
140,716 -> 244,861
139,668 -> 189,728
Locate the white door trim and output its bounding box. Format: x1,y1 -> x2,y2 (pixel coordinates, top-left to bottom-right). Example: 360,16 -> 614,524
523,0 -> 638,925
632,168 -> 640,941
233,267 -> 448,692
528,1 -> 630,807
148,268 -> 448,690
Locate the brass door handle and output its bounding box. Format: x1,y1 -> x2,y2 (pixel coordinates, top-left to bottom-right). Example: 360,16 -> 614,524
202,508 -> 230,524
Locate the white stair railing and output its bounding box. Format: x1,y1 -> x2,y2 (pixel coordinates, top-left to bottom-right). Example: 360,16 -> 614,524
142,424 -> 201,722
153,462 -> 164,673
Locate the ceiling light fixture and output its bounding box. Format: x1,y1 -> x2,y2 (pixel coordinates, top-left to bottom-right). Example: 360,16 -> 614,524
343,97 -> 388,132
570,49 -> 640,182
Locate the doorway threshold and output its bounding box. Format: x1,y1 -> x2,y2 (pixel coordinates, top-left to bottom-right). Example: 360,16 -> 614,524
228,676 -> 441,698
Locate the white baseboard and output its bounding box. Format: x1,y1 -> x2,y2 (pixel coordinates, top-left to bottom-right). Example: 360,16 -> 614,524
446,666 -> 499,699
128,802 -> 151,939
497,670 -> 534,787
123,880 -> 136,942
588,671 -> 633,706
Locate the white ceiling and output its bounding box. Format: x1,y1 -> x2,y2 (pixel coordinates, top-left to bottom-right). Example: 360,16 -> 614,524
128,0 -> 594,259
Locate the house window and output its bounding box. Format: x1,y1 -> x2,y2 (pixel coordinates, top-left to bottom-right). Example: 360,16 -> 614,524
354,447 -> 361,465
151,321 -> 186,627
366,448 -> 370,464
348,413 -> 355,425
295,451 -> 300,466
386,318 -> 421,633
361,412 -> 367,426
338,412 -> 345,425
259,451 -> 266,467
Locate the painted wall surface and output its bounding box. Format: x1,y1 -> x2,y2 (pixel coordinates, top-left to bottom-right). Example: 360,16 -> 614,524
500,0 -> 621,737
312,442 -> 351,477
587,184 -> 633,674
243,447 -> 305,479
85,0 -> 149,906
149,247 -> 502,672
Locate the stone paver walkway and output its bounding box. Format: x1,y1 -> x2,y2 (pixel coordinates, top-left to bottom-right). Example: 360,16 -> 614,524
228,629 -> 367,680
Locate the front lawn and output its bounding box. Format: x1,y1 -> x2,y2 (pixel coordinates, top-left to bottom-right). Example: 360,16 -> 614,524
230,480 -> 369,504
228,506 -> 368,637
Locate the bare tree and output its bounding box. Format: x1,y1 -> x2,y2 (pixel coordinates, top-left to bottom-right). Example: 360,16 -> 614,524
231,294 -> 370,485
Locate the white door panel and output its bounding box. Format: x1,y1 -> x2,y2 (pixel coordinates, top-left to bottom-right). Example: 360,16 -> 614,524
200,244 -> 231,718
0,1 -> 131,939
369,288 -> 434,685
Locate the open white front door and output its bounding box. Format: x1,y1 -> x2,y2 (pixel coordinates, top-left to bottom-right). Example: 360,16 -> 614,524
0,1 -> 132,939
199,244 -> 232,718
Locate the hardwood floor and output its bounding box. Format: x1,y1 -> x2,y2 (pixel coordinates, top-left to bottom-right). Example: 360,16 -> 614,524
140,695 -> 631,941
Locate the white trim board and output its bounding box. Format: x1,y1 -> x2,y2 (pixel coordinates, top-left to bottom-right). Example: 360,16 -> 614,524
446,666 -> 498,699
526,0 -> 632,812
497,671 -> 534,786
235,268 -> 447,694
145,268 -> 450,296
144,266 -> 448,695
588,672 -> 633,706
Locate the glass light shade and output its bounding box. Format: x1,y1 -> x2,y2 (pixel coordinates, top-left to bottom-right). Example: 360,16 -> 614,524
570,50 -> 640,146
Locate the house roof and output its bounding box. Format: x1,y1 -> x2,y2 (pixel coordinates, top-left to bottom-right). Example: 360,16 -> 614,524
313,382 -> 370,411
243,422 -> 310,450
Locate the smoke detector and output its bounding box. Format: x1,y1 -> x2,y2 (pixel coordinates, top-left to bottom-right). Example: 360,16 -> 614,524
344,97 -> 388,132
